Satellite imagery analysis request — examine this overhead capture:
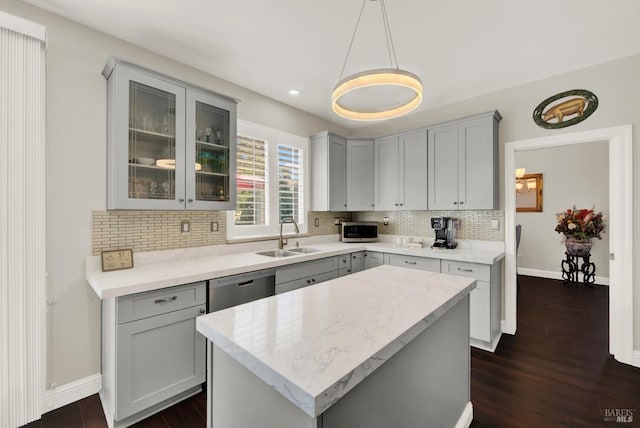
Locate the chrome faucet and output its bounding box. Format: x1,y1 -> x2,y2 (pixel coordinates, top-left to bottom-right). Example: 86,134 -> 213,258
279,217 -> 300,249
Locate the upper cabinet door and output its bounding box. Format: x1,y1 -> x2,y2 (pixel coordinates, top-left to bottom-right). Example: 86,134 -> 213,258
346,139 -> 375,211
458,116 -> 498,210
427,123 -> 459,210
328,134 -> 348,211
374,135 -> 400,211
400,129 -> 428,210
185,89 -> 237,210
110,66 -> 186,210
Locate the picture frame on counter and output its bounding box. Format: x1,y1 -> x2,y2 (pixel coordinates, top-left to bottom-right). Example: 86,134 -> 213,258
101,248 -> 134,272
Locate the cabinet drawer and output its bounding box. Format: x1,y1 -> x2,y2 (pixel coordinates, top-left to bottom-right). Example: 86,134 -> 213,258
385,254 -> 440,272
117,282 -> 206,324
276,256 -> 338,284
441,261 -> 490,282
276,270 -> 338,294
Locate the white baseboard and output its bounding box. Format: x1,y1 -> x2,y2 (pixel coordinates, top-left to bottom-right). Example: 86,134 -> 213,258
455,402 -> 473,428
44,373 -> 102,412
518,267 -> 609,286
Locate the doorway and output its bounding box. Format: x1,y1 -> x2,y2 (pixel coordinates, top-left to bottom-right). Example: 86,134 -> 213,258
504,125 -> 634,366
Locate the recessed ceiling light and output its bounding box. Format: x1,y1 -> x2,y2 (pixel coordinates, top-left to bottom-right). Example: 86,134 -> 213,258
288,88 -> 302,96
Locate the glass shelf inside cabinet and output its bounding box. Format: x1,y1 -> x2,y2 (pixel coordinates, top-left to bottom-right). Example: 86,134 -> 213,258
194,100 -> 230,203
128,80 -> 177,201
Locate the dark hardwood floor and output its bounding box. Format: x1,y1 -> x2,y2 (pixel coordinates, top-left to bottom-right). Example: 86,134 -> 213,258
24,275 -> 640,427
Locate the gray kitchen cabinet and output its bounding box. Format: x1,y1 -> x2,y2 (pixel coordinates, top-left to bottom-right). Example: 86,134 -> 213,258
441,259 -> 502,351
275,256 -> 339,294
311,132 -> 347,211
384,253 -> 440,272
101,282 -> 206,427
374,129 -> 428,211
338,251 -> 366,276
364,251 -> 384,269
427,111 -> 501,210
103,58 -> 237,210
346,138 -> 375,211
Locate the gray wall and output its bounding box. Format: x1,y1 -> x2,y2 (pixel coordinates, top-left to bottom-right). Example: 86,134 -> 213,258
515,142 -> 609,280
2,0 -> 350,388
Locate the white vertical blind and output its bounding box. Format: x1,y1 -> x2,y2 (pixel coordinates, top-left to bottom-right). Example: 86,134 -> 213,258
0,14 -> 47,427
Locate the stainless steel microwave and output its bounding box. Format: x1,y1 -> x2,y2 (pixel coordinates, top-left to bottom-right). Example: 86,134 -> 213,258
341,222 -> 378,242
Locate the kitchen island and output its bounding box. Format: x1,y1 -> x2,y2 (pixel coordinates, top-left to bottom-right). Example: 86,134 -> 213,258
196,264 -> 476,428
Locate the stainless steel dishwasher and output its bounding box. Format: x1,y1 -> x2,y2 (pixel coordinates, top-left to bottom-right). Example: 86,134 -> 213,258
208,268 -> 276,312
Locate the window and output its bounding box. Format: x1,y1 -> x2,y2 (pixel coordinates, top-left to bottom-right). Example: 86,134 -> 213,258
227,120 -> 308,239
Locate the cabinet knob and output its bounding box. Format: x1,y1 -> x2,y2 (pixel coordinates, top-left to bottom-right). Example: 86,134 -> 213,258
178,198 -> 185,203
344,204 -> 347,207
199,308 -> 205,314
307,279 -> 312,284
188,198 -> 194,203
453,201 -> 458,205
394,203 -> 399,206
399,203 -> 404,206
371,204 -> 375,207
459,201 -> 464,205
352,255 -> 356,259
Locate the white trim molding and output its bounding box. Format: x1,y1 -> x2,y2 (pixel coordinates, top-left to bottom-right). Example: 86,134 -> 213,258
505,125 -> 635,367
454,402 -> 474,428
44,374 -> 102,413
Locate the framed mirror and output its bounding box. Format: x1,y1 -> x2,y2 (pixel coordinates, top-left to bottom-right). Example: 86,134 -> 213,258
516,173 -> 543,212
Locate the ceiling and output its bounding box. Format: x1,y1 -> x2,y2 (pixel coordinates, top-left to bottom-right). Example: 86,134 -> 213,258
22,0 -> 640,130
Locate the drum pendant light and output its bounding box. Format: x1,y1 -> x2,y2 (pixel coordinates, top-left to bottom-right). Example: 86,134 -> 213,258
332,0 -> 423,121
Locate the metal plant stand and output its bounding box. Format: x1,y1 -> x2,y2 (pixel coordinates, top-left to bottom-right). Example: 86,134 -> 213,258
561,252 -> 596,287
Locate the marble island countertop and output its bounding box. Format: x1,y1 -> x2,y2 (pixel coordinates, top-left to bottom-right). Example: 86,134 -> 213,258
196,264 -> 476,418
86,235 -> 503,298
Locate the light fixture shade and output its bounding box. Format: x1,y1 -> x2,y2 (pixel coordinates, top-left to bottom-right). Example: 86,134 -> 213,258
515,168 -> 526,178
332,68 -> 423,121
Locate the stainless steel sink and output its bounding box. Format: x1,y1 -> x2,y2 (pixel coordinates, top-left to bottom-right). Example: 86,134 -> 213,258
256,249 -> 298,257
288,247 -> 321,254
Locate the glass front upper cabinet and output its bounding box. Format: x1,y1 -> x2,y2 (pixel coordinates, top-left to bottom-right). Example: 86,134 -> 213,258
103,58 -> 237,210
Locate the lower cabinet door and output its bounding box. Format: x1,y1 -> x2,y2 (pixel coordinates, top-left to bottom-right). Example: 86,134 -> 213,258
115,304 -> 205,420
364,251 -> 384,269
469,281 -> 491,342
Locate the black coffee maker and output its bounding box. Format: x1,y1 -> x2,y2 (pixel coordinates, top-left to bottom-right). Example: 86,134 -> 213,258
431,216 -> 458,249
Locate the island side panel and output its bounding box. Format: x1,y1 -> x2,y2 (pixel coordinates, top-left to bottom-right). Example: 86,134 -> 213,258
322,296 -> 471,428
209,344 -> 321,428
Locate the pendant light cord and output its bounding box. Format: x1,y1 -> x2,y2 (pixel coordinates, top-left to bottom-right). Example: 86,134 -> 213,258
338,0 -> 401,81
380,0 -> 399,70
338,0 -> 367,81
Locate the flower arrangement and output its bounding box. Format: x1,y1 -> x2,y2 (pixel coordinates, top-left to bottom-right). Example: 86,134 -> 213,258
555,206 -> 606,241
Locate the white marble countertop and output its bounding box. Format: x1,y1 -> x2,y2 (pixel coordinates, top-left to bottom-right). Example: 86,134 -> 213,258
195,264 -> 476,418
86,235 -> 503,298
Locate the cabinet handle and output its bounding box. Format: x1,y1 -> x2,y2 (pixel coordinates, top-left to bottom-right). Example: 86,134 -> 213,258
347,269 -> 351,273
453,201 -> 458,205
311,278 -> 316,282
178,198 -> 185,203
404,261 -> 417,265
394,203 -> 399,206
238,280 -> 254,287
199,308 -> 205,314
459,201 -> 464,205
371,204 -> 375,207
188,198 -> 194,203
344,204 -> 347,207
399,203 -> 404,206
352,255 -> 356,259
457,267 -> 473,272
307,279 -> 312,284
154,296 -> 178,304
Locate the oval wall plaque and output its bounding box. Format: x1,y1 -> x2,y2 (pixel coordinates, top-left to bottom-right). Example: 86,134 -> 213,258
533,89 -> 598,129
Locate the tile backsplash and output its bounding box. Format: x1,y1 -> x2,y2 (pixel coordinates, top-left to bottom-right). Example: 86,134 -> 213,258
354,210 -> 505,241
92,209 -> 502,255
